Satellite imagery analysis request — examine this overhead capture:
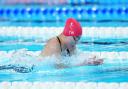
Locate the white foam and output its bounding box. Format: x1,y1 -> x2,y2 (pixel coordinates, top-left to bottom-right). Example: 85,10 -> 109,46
0,82 -> 11,89
0,82 -> 127,89
119,83 -> 128,89
11,82 -> 32,89
0,27 -> 128,41
0,51 -> 128,65
32,82 -> 53,89
97,83 -> 119,89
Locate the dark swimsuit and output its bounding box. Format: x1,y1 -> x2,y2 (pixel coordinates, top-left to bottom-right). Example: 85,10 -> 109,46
57,36 -> 71,56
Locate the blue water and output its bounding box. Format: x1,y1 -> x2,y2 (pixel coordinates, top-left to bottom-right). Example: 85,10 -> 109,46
0,36 -> 128,82
0,37 -> 128,52
0,0 -> 128,82
0,62 -> 128,82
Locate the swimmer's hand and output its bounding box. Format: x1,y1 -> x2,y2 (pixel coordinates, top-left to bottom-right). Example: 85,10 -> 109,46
87,56 -> 103,65
73,56 -> 103,67
87,59 -> 103,65
54,55 -> 104,68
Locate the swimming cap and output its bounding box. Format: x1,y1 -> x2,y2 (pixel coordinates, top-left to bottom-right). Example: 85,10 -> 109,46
63,18 -> 82,36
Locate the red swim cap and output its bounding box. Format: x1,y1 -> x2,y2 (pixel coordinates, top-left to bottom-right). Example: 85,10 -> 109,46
63,18 -> 82,36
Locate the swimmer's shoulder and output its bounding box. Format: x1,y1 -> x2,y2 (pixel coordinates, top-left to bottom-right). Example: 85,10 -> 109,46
40,37 -> 60,57
46,37 -> 60,48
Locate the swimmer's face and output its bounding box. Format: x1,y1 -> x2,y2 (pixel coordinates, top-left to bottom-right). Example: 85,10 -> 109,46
66,36 -> 81,48
72,36 -> 81,43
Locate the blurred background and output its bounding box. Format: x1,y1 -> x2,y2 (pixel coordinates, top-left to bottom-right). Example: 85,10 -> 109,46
0,0 -> 128,27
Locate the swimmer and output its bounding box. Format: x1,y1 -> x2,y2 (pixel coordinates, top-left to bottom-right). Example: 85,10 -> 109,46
0,18 -> 103,73
39,18 -> 103,68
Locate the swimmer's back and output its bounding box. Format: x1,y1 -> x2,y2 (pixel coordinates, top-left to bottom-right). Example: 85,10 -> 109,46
40,37 -> 61,58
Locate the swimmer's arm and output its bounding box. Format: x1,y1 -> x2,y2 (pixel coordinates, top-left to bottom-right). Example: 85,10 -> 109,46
55,59 -> 103,69
55,54 -> 104,68
55,56 -> 103,69
74,59 -> 103,67
79,52 -> 104,66
71,54 -> 104,67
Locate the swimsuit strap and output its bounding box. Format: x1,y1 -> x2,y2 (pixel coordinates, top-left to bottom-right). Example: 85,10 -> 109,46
57,36 -> 62,52
56,36 -> 70,56
66,49 -> 71,56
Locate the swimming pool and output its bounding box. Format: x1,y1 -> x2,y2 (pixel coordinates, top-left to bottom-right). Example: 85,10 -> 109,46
0,27 -> 128,82
0,0 -> 128,89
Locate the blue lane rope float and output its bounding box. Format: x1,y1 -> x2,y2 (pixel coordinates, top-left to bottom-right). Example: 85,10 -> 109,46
50,8 -> 55,14
57,8 -> 62,14
64,9 -> 70,14
0,9 -> 4,15
6,9 -> 11,15
35,8 -> 41,15
109,8 -> 114,14
72,8 -> 78,14
87,8 -> 93,14
28,9 -> 34,15
101,8 -> 107,14
21,8 -> 26,15
42,8 -> 48,15
13,9 -> 19,15
2,7 -> 128,16
93,9 -> 99,14
125,8 -> 128,14
117,8 -> 123,14
79,9 -> 84,14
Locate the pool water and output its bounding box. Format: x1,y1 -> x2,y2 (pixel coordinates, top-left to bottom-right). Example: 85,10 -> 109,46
0,50 -> 128,82
0,27 -> 128,82
0,1 -> 128,87
0,35 -> 128,51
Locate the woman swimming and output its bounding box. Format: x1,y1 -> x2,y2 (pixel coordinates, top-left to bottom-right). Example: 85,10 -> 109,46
39,18 -> 103,68
0,18 -> 103,73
